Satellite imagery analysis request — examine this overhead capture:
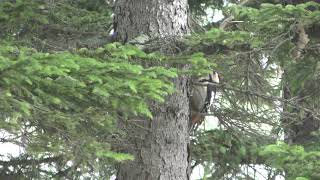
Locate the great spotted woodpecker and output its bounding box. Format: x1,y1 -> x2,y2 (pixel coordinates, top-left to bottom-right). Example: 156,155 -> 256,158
190,71 -> 219,131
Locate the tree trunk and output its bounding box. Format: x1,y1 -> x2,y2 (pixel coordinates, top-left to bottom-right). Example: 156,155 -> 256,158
114,0 -> 191,179
113,0 -> 190,41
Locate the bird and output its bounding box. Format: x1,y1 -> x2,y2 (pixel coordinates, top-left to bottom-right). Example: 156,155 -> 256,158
190,71 -> 219,132
208,71 -> 219,100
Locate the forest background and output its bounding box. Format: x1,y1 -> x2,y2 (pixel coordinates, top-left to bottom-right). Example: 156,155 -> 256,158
0,0 -> 320,179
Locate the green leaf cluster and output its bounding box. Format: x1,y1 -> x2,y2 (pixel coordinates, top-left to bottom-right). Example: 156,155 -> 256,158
187,2 -> 320,179
0,42 -> 177,177
191,129 -> 262,178
0,0 -> 48,34
260,143 -> 320,179
228,2 -> 320,40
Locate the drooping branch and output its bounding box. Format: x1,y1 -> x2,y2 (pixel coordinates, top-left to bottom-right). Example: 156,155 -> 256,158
0,156 -> 62,167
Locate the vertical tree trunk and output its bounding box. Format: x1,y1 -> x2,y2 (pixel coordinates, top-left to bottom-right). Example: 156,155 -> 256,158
114,1 -> 191,179
114,0 -> 190,41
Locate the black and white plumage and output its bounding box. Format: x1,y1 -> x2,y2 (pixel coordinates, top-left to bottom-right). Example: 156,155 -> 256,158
190,71 -> 219,129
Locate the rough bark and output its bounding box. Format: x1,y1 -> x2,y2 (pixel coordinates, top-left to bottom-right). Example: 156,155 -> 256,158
116,78 -> 190,180
114,0 -> 190,42
114,0 -> 191,179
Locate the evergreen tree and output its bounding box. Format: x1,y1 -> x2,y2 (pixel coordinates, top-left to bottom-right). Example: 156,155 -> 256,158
0,0 -> 320,179
113,1 -> 191,179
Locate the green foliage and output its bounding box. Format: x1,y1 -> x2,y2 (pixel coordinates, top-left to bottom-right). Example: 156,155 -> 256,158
0,42 -> 177,177
187,28 -> 255,49
1,0 -> 320,179
189,2 -> 320,179
191,129 -> 262,178
48,0 -> 112,32
0,0 -> 48,34
75,0 -> 109,12
96,151 -> 134,162
228,2 -> 320,40
187,52 -> 217,76
260,143 -> 320,179
0,0 -> 113,51
282,53 -> 320,106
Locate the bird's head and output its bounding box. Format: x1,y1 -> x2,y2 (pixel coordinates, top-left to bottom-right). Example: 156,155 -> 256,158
209,71 -> 220,84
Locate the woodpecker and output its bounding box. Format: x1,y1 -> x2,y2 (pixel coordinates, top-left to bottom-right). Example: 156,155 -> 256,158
190,71 -> 219,131
208,71 -> 219,100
